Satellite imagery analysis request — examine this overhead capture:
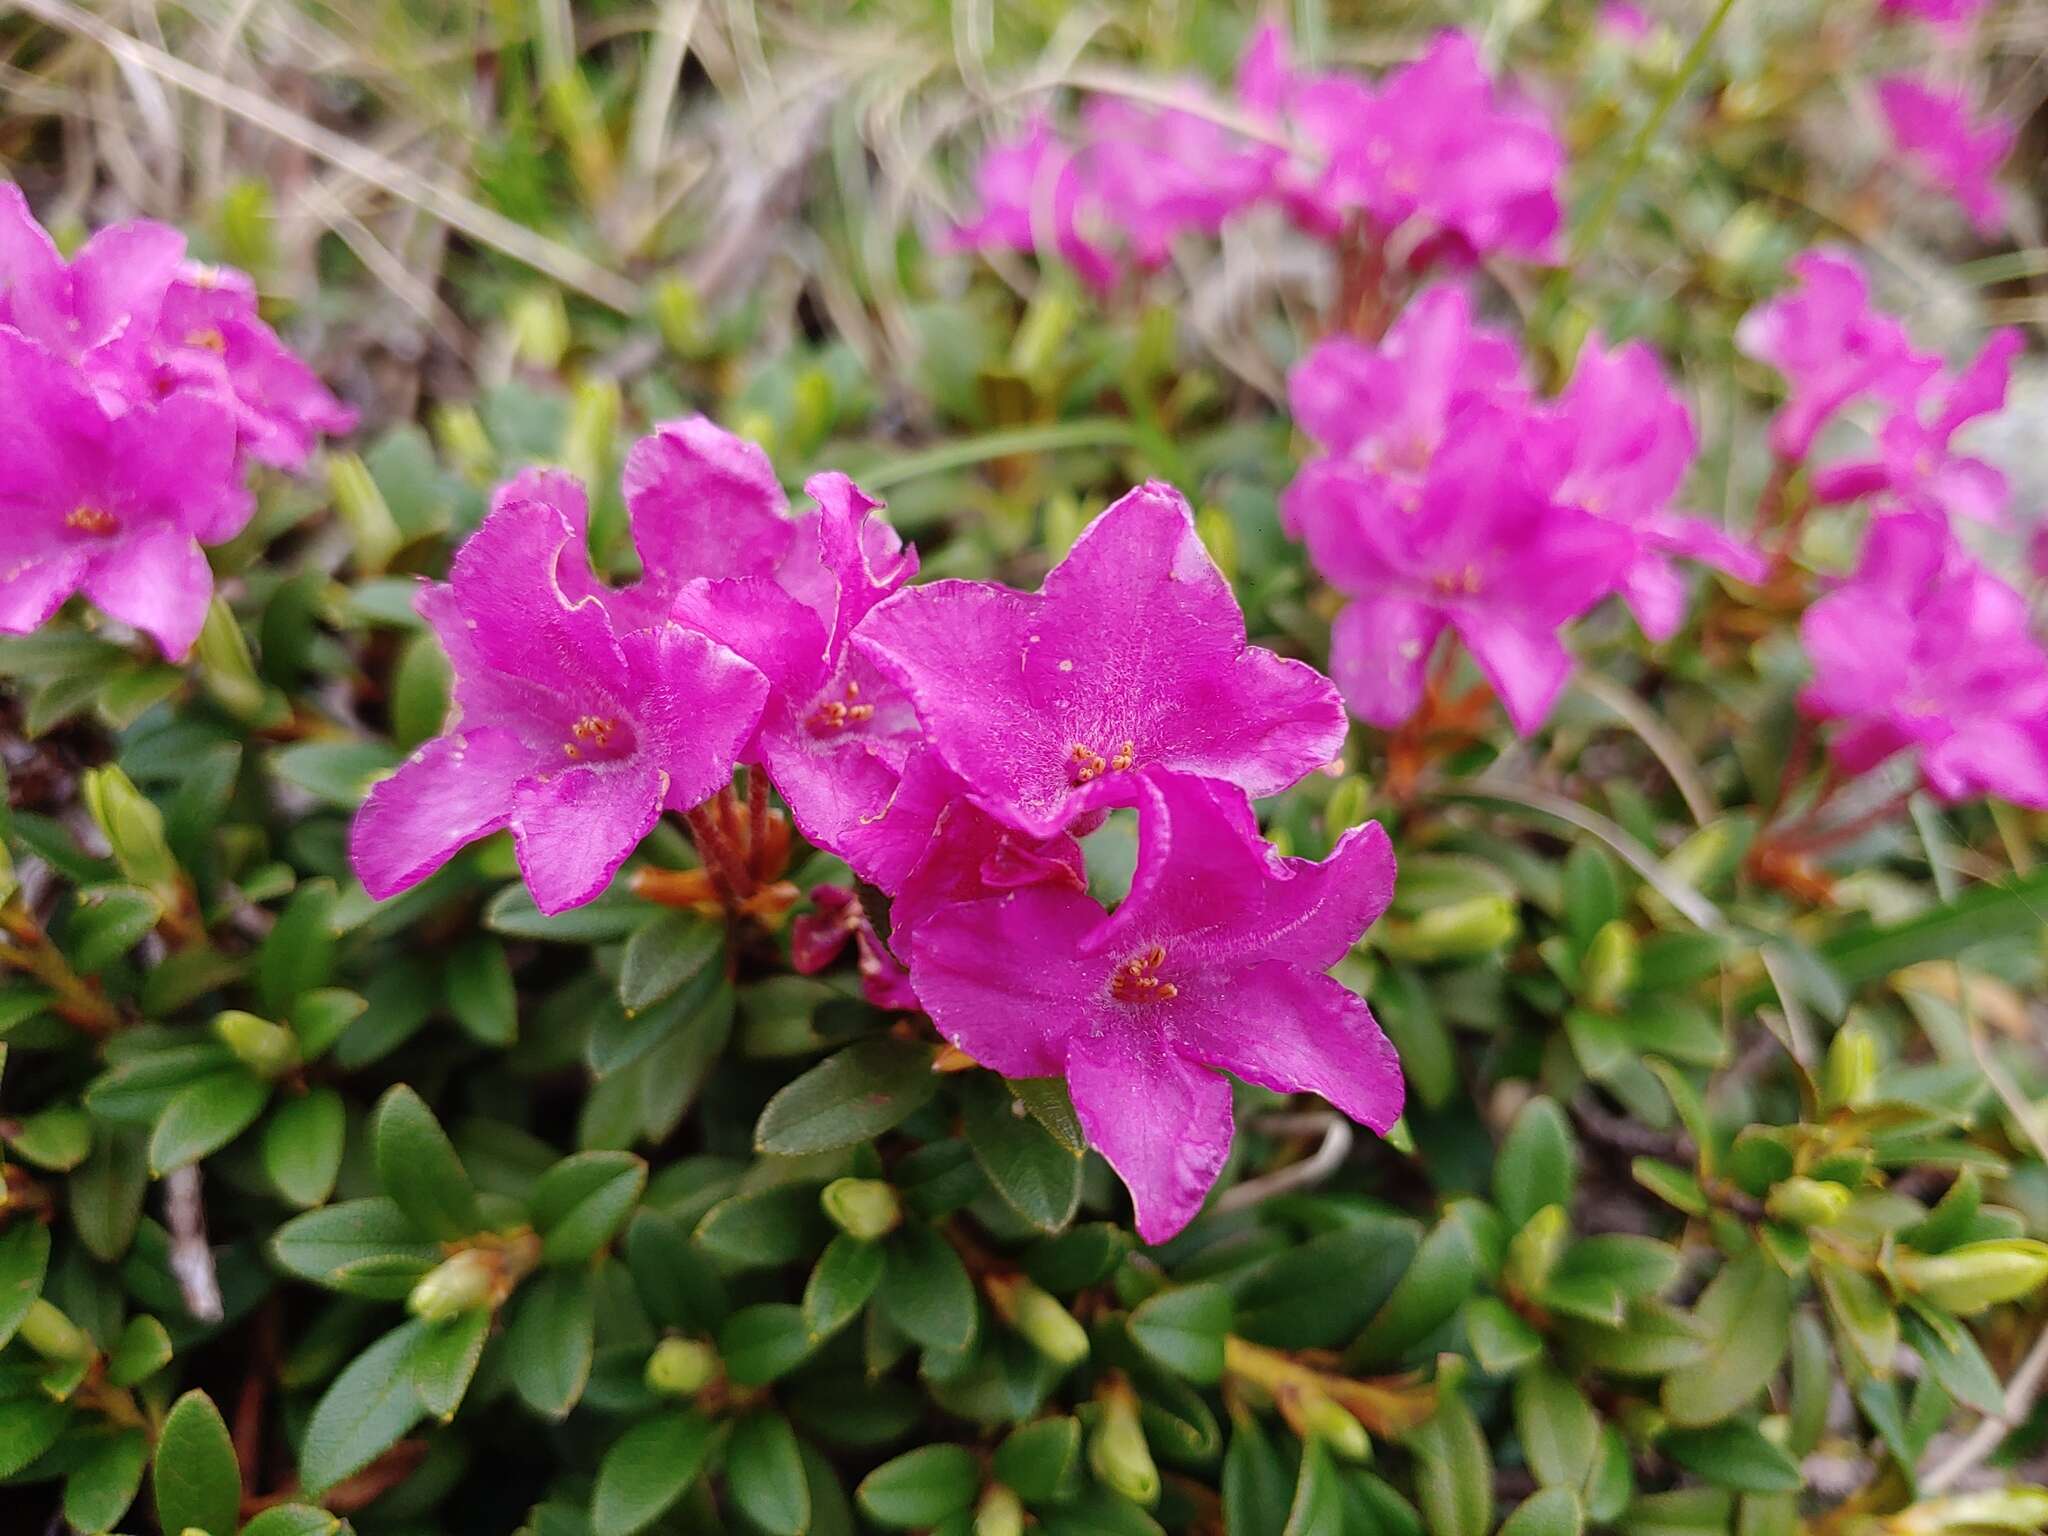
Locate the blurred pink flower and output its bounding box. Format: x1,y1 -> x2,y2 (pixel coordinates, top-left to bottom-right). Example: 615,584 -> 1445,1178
1735,249 -> 1940,461
909,769 -> 1401,1243
1879,0 -> 1991,29
1801,512 -> 2048,807
1877,77 -> 2013,236
790,885 -> 918,1011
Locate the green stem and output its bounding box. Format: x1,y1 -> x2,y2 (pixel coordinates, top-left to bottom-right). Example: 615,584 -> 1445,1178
836,418 -> 1142,492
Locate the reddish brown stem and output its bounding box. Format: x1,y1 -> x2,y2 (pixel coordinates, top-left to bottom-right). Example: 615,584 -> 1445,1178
747,768 -> 771,879
685,803 -> 754,900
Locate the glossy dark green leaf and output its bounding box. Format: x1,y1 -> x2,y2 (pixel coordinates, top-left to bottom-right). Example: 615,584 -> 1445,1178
299,1320 -> 429,1493
154,1389 -> 241,1536
507,1268 -> 596,1418
754,1038 -> 938,1155
591,1411 -> 716,1536
531,1150 -> 647,1264
262,1086 -> 347,1207
962,1075 -> 1083,1233
726,1412 -> 811,1536
857,1444 -> 980,1529
372,1083 -> 482,1240
1127,1282 -> 1232,1384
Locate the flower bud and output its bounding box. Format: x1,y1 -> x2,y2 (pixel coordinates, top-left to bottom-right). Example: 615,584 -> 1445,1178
1823,1021 -> 1879,1111
1766,1176 -> 1852,1229
1010,286 -> 1076,388
18,1299 -> 93,1362
644,1337 -> 719,1398
821,1178 -> 901,1241
1895,1240 -> 2048,1316
328,452 -> 402,575
1196,506 -> 1239,588
507,285 -> 570,371
1296,1387 -> 1371,1461
196,599 -> 277,726
1581,920 -> 1639,1009
791,366 -> 834,451
406,1249 -> 498,1323
1008,1280 -> 1090,1368
653,277 -> 709,359
213,1010 -> 301,1081
1379,895 -> 1519,963
563,378 -> 621,504
1504,1204 -> 1568,1298
1324,776 -> 1371,840
1043,493 -> 1087,562
432,403 -> 495,482
81,765 -> 181,902
975,1484 -> 1025,1536
1641,823 -> 1735,926
1089,1390 -> 1160,1507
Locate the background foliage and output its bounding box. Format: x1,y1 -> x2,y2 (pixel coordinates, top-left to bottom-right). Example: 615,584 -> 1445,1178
0,2 -> 2046,1535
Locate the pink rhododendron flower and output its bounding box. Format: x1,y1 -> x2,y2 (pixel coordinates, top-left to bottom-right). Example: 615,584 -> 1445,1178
790,885 -> 918,1011
1323,31 -> 1563,265
350,483 -> 770,913
1735,249 -> 1939,461
1813,328 -> 2021,525
0,327 -> 249,659
1800,512 -> 2048,807
1285,405 -> 1633,735
1285,286 -> 1528,530
910,770 -> 1402,1242
621,419 -> 923,860
855,482 -> 1347,838
947,115 -> 1122,295
1877,78 -> 2013,237
1880,0 -> 1991,30
1540,337 -> 1766,639
1075,95 -> 1273,266
152,265 -> 359,471
1598,3 -> 1653,40
1234,22 -> 1379,237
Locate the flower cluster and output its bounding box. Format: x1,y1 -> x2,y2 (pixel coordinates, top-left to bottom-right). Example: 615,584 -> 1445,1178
0,185 -> 355,658
351,422 -> 1404,1242
1740,248 -> 2048,809
1877,76 -> 2014,236
1280,285 -> 1764,736
951,25 -> 1562,291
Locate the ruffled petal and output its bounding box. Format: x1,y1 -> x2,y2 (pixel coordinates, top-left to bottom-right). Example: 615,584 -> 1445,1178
1066,1026 -> 1233,1245
511,757 -> 666,915
349,728 -> 536,899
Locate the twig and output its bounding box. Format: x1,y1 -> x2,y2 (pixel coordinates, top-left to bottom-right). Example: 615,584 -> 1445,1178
1920,1321 -> 2048,1493
1212,1112 -> 1353,1214
164,1164 -> 226,1324
12,0 -> 641,313
1573,672 -> 1717,827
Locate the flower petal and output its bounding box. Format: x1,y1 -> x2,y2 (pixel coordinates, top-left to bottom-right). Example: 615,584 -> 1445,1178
511,758 -> 667,915
1454,611 -> 1573,736
80,525 -> 213,660
349,728 -> 535,900
622,417 -> 794,599
1066,1026 -> 1233,1245
1328,594 -> 1445,730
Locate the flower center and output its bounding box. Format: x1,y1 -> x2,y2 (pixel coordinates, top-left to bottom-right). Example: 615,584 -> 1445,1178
66,505 -> 119,537
1068,739 -> 1135,785
1432,564 -> 1483,596
562,714 -> 623,760
184,327 -> 227,353
1109,945 -> 1177,1004
807,679 -> 875,735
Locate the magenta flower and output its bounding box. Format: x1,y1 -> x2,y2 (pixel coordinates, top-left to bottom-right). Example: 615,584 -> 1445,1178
1285,285 -> 1528,532
0,327 -> 248,659
1801,512 -> 2048,808
1877,78 -> 2013,237
1735,250 -> 1939,461
949,115 -> 1117,294
855,482 -> 1347,839
1597,3 -> 1653,40
791,885 -> 918,1011
1074,95 -> 1273,267
153,265 -> 358,471
1541,337 -> 1766,639
349,484 -> 770,914
1880,0 -> 1992,31
1284,405 -> 1633,735
1235,22 -> 1379,237
0,184 -> 183,387
1812,329 -> 2022,526
910,769 -> 1401,1243
622,418 -> 923,861
1325,31 -> 1563,266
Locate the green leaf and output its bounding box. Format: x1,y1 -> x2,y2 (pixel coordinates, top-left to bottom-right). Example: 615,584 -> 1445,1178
1901,1306 -> 2004,1417
154,1389 -> 242,1536
1402,1384 -> 1492,1536
262,1087 -> 347,1208
1661,1251 -> 1792,1427
4,1104 -> 93,1170
299,1320 -> 429,1494
0,1221 -> 50,1349
1817,866 -> 2048,986
591,1412 -> 716,1536
1659,1423 -> 1801,1493
1011,1077 -> 1086,1153
485,881 -> 646,943
1514,1367 -> 1600,1492
291,988 -> 368,1059
66,884 -> 163,973
241,1504 -> 346,1536
106,1314 -> 173,1387
1231,1217 -> 1420,1349
857,1444 -> 980,1529
372,1084 -> 482,1240
754,1038 -> 938,1156
962,1075 -> 1083,1234
994,1416 -> 1083,1504
506,1267 -> 596,1418
625,1209 -> 730,1332
1464,1296 -> 1543,1376
272,740 -> 402,810
1562,845 -> 1621,953
531,1150 -> 647,1265
446,935 -> 518,1045
804,1234 -> 886,1343
1283,1437 -> 1342,1536
1495,1097 -> 1577,1232
879,1221 -> 978,1355
0,1394 -> 67,1478
260,878 -> 338,1011
720,1303 -> 817,1386
1352,1200 -> 1496,1366
619,911 -> 723,1012
1500,1488 -> 1585,1536
63,1429 -> 148,1535
727,1412 -> 811,1536
1818,1255 -> 1900,1377
271,1197 -> 443,1298
1127,1283 -> 1233,1385
696,1183 -> 831,1270
413,1307 -> 492,1420
69,1128 -> 147,1261
148,1066 -> 271,1174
